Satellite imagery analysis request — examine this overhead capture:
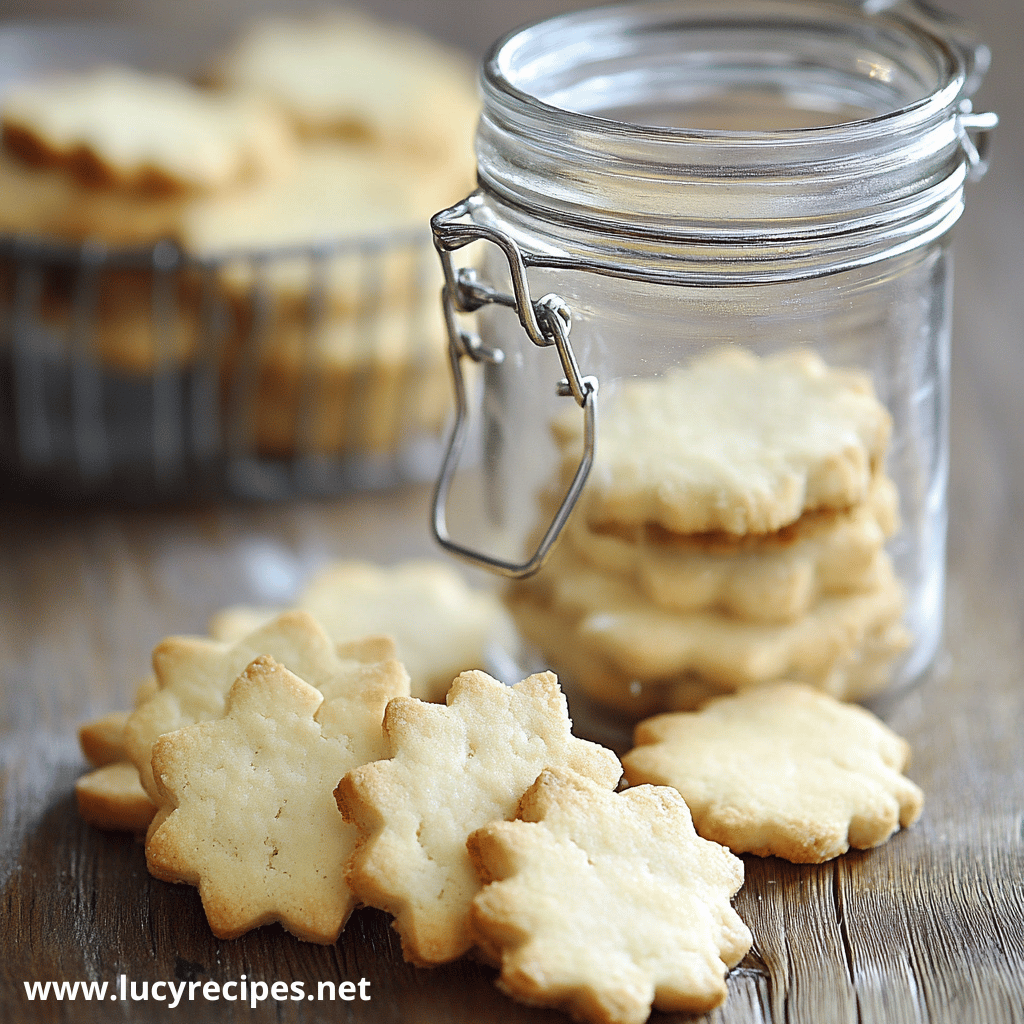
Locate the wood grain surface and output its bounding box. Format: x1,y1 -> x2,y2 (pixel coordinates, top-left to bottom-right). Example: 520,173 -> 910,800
2,0 -> 1023,1021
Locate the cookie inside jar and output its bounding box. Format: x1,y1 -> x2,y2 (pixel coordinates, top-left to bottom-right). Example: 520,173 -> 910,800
507,346 -> 913,721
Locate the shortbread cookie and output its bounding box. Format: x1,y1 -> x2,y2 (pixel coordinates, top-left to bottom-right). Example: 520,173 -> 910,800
622,683 -> 924,863
133,675 -> 159,706
553,347 -> 892,535
79,711 -> 131,767
2,66 -> 293,195
505,593 -> 723,720
523,543 -> 905,691
207,606 -> 276,644
147,655 -> 382,942
33,267 -> 202,374
78,676 -> 161,768
565,474 -> 900,623
212,12 -> 478,162
0,150 -> 189,243
235,299 -> 451,457
574,571 -> 905,691
334,670 -> 622,966
125,610 -> 408,800
75,762 -> 156,835
180,141 -> 454,311
508,573 -> 909,715
209,560 -> 517,704
468,767 -> 751,1023
658,619 -> 913,709
831,621 -> 914,702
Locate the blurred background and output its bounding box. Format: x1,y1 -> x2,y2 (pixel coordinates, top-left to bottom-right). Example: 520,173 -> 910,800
0,0 -> 1019,510
1,0 -> 599,56
1,0 -> 1018,67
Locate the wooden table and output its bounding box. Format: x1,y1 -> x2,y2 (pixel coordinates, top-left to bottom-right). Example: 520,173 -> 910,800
2,0 -> 1022,1021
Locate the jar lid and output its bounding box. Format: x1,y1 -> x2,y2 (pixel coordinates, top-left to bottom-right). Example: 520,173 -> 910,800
475,0 -> 995,280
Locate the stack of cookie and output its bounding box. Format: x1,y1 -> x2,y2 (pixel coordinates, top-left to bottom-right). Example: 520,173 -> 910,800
196,11 -> 480,458
509,346 -> 911,718
0,65 -> 294,373
0,10 -> 478,469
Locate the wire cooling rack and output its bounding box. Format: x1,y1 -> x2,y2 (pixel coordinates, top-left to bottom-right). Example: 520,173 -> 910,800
0,21 -> 461,502
0,230 -> 450,501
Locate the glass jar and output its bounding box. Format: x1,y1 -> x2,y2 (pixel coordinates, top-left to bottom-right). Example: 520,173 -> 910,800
430,0 -> 996,722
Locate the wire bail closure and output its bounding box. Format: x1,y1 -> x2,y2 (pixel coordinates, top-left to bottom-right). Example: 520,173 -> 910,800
430,194 -> 598,578
957,105 -> 999,181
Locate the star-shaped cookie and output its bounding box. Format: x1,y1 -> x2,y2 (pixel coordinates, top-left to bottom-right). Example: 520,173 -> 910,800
147,655 -> 389,942
622,682 -> 923,862
76,680 -> 162,834
207,559 -> 517,703
553,346 -> 892,536
467,767 -> 751,1024
564,474 -> 900,624
75,762 -> 156,836
334,670 -> 622,966
125,609 -> 407,801
512,546 -> 907,694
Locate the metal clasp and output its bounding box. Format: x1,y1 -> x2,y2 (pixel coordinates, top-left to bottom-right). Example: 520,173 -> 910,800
429,193 -> 599,578
958,105 -> 999,181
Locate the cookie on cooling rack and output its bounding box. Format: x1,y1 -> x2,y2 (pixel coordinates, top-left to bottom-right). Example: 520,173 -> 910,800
0,150 -> 188,243
222,292 -> 452,459
212,11 -> 478,162
2,66 -> 293,195
178,141 -> 450,306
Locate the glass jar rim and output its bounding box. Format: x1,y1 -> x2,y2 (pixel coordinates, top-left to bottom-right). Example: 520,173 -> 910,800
467,0 -> 994,281
481,0 -> 966,144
